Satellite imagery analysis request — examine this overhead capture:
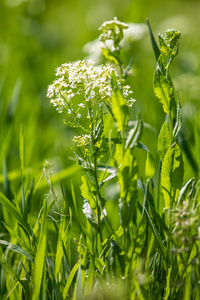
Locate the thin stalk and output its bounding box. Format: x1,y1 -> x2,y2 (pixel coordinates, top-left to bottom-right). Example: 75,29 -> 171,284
144,180 -> 150,267
89,107 -> 103,244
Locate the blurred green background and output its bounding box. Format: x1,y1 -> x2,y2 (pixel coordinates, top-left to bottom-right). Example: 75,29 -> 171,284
0,0 -> 200,208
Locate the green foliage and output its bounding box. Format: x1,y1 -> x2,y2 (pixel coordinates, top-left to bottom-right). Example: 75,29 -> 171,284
153,67 -> 172,114
125,114 -> 143,149
158,122 -> 170,161
161,143 -> 184,209
111,73 -> 129,131
145,151 -> 155,179
32,200 -> 48,300
0,10 -> 200,300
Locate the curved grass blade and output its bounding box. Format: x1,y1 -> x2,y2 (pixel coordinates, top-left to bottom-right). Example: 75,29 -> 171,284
63,260 -> 80,299
143,206 -> 167,266
0,193 -> 34,238
0,240 -> 34,262
125,114 -> 142,150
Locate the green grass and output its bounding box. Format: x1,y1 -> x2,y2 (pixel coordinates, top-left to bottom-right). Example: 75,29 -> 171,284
0,1 -> 200,299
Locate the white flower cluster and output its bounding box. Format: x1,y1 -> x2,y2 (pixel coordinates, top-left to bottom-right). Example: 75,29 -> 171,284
47,59 -> 134,121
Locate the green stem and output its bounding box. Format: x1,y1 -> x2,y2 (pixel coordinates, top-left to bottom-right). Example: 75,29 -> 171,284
89,107 -> 103,244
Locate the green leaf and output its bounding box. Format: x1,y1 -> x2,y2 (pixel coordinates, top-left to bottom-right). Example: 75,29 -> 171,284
177,178 -> 195,206
101,48 -> 119,65
125,114 -> 142,150
55,214 -> 70,279
136,142 -> 151,153
153,69 -> 172,114
84,259 -> 94,297
63,260 -> 80,299
20,124 -> 27,220
178,132 -> 198,176
173,97 -> 182,140
81,174 -> 96,210
161,143 -> 184,209
118,149 -> 137,204
110,240 -> 125,276
0,240 -> 34,262
143,206 -> 167,265
72,151 -> 94,175
74,258 -> 83,300
146,19 -> 160,61
158,122 -> 170,161
118,149 -> 138,227
99,169 -> 117,189
111,73 -> 129,131
184,271 -> 192,300
20,124 -> 24,178
145,152 -> 155,179
164,266 -> 172,300
0,193 -> 34,238
93,120 -> 104,142
3,223 -> 35,260
81,247 -> 88,289
32,200 -> 48,300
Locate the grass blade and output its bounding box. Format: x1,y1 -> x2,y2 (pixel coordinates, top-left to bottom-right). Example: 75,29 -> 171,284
143,206 -> 167,265
32,200 -> 48,300
0,192 -> 34,238
0,240 -> 34,262
147,18 -> 160,61
63,260 -> 80,299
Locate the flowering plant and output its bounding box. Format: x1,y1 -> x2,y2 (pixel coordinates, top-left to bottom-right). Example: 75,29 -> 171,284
45,18 -> 198,299
47,17 -> 139,241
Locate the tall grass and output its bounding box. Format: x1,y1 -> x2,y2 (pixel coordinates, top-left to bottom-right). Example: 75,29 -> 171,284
0,17 -> 200,300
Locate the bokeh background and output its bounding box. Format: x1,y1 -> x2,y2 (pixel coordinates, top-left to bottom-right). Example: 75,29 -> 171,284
0,0 -> 200,209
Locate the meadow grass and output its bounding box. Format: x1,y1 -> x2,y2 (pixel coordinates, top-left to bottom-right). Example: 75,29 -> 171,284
0,17 -> 200,300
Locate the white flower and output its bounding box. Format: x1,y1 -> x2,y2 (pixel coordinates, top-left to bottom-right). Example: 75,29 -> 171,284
47,59 -> 135,118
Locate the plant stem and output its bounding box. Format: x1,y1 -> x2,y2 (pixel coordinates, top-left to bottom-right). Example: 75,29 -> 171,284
89,107 -> 103,244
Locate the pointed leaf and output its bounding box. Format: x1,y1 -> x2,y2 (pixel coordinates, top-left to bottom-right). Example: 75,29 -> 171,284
177,178 -> 195,206
161,143 -> 184,209
0,240 -> 34,262
33,200 -> 48,300
101,48 -> 119,65
81,174 -> 96,210
173,97 -> 182,140
153,69 -> 172,114
125,115 -> 142,150
146,19 -> 160,61
158,122 -> 170,161
111,73 -> 129,131
118,149 -> 138,204
63,260 -> 80,299
0,193 -> 33,238
145,152 -> 155,179
143,206 -> 167,264
164,267 -> 172,300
